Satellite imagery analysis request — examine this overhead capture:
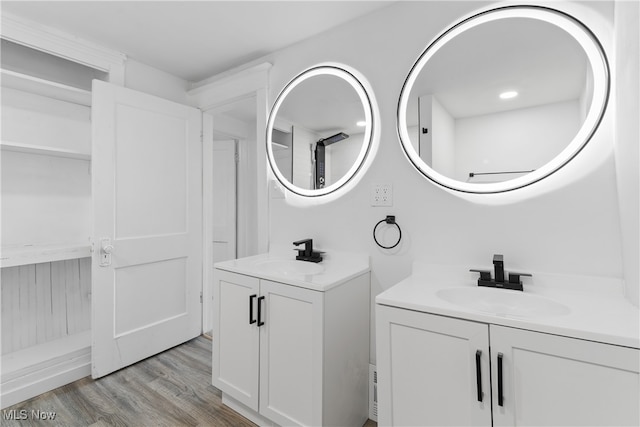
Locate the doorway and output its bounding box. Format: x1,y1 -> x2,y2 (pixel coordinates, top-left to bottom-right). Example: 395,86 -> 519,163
202,95 -> 259,334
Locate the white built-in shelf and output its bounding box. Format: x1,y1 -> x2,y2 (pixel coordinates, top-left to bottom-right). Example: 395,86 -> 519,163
1,331 -> 91,408
272,142 -> 289,150
1,331 -> 91,381
0,242 -> 92,268
1,140 -> 91,160
0,68 -> 92,107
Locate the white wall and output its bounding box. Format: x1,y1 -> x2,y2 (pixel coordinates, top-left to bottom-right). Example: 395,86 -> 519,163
259,1 -> 630,363
614,1 -> 640,307
1,88 -> 92,247
456,100 -> 581,182
418,94 -> 457,173
125,58 -> 190,104
431,96 -> 456,177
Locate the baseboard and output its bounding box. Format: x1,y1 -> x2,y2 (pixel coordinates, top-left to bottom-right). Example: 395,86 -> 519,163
1,333 -> 91,409
221,394 -> 276,427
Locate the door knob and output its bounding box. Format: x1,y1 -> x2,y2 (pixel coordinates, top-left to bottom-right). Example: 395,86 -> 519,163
100,238 -> 113,267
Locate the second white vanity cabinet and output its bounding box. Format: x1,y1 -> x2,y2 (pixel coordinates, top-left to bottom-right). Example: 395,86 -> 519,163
377,304 -> 640,426
213,263 -> 370,427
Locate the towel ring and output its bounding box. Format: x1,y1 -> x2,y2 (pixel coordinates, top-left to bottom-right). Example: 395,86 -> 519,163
373,215 -> 402,249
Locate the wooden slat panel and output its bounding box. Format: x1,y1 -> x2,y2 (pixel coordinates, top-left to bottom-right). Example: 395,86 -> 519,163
26,265 -> 37,348
2,258 -> 91,354
65,259 -> 81,335
2,267 -> 19,353
18,265 -> 33,349
35,263 -> 47,343
50,261 -> 67,339
79,258 -> 91,329
35,263 -> 54,342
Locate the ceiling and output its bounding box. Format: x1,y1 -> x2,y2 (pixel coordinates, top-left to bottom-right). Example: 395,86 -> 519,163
1,1 -> 393,82
408,16 -> 589,122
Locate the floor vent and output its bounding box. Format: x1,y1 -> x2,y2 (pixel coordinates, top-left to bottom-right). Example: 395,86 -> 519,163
369,364 -> 378,421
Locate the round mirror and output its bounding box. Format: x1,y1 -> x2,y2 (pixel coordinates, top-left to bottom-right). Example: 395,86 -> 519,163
398,5 -> 609,193
267,65 -> 374,197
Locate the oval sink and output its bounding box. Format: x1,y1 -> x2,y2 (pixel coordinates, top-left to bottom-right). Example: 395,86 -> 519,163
436,287 -> 570,318
253,259 -> 324,276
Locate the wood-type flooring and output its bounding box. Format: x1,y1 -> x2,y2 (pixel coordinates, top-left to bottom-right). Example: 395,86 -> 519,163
2,336 -> 377,427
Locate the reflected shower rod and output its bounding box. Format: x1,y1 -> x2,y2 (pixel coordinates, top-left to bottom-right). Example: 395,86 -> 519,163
468,169 -> 535,178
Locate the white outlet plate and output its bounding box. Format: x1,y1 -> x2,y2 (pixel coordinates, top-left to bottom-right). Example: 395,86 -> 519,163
371,183 -> 392,206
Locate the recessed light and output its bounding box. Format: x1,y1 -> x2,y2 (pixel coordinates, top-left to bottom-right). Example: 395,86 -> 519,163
499,91 -> 518,100
356,120 -> 367,127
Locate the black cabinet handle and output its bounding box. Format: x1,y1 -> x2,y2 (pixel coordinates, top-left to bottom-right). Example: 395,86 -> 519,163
475,350 -> 483,402
497,352 -> 504,407
257,296 -> 265,327
249,294 -> 257,324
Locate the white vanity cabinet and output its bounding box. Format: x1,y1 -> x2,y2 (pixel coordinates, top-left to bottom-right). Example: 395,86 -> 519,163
377,304 -> 640,426
376,305 -> 492,426
213,267 -> 370,427
490,325 -> 639,426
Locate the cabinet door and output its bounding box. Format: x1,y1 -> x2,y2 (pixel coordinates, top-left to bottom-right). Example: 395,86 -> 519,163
376,305 -> 491,427
259,280 -> 323,427
491,325 -> 640,426
213,270 -> 260,410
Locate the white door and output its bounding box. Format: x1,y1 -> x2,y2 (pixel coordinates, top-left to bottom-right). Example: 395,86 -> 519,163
212,269 -> 260,411
376,305 -> 492,427
491,325 -> 640,426
91,80 -> 202,378
202,134 -> 237,333
259,280 -> 323,427
212,140 -> 237,263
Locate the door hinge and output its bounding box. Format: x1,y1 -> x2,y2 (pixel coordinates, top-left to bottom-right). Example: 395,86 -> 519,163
200,291 -> 203,303
200,130 -> 204,142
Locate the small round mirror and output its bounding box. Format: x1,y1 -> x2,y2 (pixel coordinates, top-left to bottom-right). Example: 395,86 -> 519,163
267,65 -> 374,197
398,6 -> 609,193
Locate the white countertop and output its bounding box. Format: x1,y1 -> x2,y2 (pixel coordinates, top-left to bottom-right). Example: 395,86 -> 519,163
214,247 -> 370,292
376,263 -> 640,349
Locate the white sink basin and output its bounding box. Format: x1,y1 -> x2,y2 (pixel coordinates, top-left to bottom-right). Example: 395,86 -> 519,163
436,287 -> 570,318
253,259 -> 324,276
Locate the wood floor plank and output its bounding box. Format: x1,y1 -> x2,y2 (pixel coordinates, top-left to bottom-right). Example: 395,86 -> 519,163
0,337 -> 254,426
2,336 -> 376,427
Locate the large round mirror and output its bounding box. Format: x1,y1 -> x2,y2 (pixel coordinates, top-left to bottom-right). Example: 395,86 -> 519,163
267,65 -> 374,197
398,5 -> 609,193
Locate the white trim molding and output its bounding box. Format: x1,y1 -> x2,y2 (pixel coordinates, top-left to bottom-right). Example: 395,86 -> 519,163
1,13 -> 126,84
190,63 -> 271,256
188,62 -> 272,110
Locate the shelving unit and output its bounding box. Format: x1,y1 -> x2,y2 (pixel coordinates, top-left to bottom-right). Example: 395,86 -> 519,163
1,331 -> 91,408
0,68 -> 92,107
0,243 -> 92,268
1,39 -> 96,409
0,15 -> 127,408
0,140 -> 91,160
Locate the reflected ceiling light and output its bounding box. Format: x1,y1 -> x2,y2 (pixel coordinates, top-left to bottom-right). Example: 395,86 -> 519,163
499,91 -> 519,99
356,120 -> 367,127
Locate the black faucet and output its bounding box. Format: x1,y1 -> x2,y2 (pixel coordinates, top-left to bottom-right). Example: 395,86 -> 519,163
493,254 -> 505,283
293,239 -> 323,263
470,254 -> 531,291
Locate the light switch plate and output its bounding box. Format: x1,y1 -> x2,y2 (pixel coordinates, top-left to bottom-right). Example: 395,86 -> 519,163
371,183 -> 392,206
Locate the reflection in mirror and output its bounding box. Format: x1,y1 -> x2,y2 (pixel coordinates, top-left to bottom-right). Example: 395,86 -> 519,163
398,6 -> 609,193
267,65 -> 373,196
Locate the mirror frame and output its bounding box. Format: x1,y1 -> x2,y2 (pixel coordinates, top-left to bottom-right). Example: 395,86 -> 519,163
266,64 -> 375,197
397,5 -> 610,194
